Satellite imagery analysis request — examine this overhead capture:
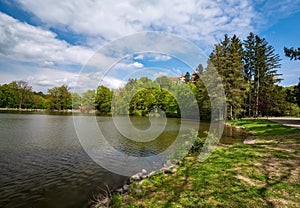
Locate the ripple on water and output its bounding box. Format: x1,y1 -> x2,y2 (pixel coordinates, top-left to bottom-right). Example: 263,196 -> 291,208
0,113 -> 247,208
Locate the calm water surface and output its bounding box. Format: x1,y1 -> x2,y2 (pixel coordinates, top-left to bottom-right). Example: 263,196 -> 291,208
0,113 -> 247,208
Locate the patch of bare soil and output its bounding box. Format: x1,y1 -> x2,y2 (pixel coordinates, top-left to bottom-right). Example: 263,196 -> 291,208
236,174 -> 265,187
269,197 -> 299,208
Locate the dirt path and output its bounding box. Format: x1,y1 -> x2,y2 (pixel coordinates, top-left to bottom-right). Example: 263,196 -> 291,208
268,117 -> 300,129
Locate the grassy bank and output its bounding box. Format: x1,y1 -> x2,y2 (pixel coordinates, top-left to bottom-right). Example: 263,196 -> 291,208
227,119 -> 299,136
101,119 -> 300,207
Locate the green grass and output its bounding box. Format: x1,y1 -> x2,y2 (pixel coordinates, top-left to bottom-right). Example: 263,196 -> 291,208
227,118 -> 299,136
103,119 -> 300,207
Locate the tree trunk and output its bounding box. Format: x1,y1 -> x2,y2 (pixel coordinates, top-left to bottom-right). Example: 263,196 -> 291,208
255,68 -> 259,117
248,84 -> 251,117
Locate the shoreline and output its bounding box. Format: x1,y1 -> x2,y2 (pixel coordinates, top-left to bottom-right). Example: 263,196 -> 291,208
90,160 -> 178,207
91,122 -> 250,207
93,119 -> 300,207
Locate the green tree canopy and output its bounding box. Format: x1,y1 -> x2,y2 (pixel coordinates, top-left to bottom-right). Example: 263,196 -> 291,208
13,80 -> 33,109
47,85 -> 72,110
95,85 -> 113,114
210,34 -> 246,119
82,90 -> 96,109
243,33 -> 281,117
71,92 -> 82,109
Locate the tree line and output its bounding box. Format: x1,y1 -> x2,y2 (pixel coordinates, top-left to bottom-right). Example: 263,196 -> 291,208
0,81 -> 71,110
0,32 -> 299,118
0,82 -> 114,112
111,32 -> 300,119
208,32 -> 299,118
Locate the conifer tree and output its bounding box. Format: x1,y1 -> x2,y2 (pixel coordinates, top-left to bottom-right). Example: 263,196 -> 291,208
243,33 -> 281,117
243,32 -> 256,117
209,35 -> 246,119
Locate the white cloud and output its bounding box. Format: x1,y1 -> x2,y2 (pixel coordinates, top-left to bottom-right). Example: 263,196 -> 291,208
132,53 -> 172,62
2,0 -> 299,91
0,12 -> 94,65
134,53 -> 172,62
75,71 -> 127,92
0,61 -> 126,93
153,54 -> 172,61
132,62 -> 143,68
15,0 -> 258,45
40,61 -> 54,67
111,60 -> 144,70
254,0 -> 300,29
0,11 -> 130,91
0,28 -> 210,91
134,54 -> 144,60
28,69 -> 79,91
101,76 -> 127,89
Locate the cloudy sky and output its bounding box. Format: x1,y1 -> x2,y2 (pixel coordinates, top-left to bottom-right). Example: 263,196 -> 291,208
0,0 -> 299,93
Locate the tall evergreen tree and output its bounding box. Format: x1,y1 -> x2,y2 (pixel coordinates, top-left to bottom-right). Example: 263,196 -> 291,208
243,32 -> 256,117
243,33 -> 281,117
209,34 -> 246,119
255,35 -> 281,117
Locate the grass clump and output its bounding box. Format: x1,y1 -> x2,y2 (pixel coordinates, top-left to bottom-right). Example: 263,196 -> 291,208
108,119 -> 300,207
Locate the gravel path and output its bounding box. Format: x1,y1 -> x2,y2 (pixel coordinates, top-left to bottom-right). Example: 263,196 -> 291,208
268,117 -> 300,129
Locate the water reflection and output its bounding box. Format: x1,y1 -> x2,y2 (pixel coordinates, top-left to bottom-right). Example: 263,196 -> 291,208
0,113 -> 248,208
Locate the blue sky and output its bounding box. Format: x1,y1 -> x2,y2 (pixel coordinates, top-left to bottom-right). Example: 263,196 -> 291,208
0,0 -> 299,93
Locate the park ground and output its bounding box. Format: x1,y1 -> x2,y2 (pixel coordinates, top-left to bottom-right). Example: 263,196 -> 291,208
268,117 -> 300,129
99,118 -> 300,208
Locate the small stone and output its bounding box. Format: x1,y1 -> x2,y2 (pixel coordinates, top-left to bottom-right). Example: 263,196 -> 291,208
161,167 -> 172,174
138,172 -> 143,178
131,174 -> 141,180
147,171 -> 156,177
165,160 -> 172,167
123,184 -> 130,191
116,188 -> 123,193
99,197 -> 109,206
243,136 -> 256,144
141,169 -> 147,175
141,175 -> 148,179
171,168 -> 177,174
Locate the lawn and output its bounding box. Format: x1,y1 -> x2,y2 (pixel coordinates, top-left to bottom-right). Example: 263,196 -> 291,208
227,118 -> 299,136
97,119 -> 300,207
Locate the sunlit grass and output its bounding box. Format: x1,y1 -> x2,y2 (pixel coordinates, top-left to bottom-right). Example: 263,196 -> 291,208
227,118 -> 299,136
106,120 -> 300,207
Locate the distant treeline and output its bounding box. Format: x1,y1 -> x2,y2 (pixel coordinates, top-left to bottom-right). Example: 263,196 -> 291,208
0,81 -> 73,110
0,81 -> 113,112
0,32 -> 299,118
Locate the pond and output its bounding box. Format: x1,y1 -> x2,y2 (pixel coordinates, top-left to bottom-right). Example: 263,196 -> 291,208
0,112 -> 247,208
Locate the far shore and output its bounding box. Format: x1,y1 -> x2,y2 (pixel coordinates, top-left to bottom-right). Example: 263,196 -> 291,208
0,108 -> 96,113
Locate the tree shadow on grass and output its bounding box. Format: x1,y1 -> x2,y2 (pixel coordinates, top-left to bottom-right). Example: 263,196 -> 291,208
257,150 -> 299,207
